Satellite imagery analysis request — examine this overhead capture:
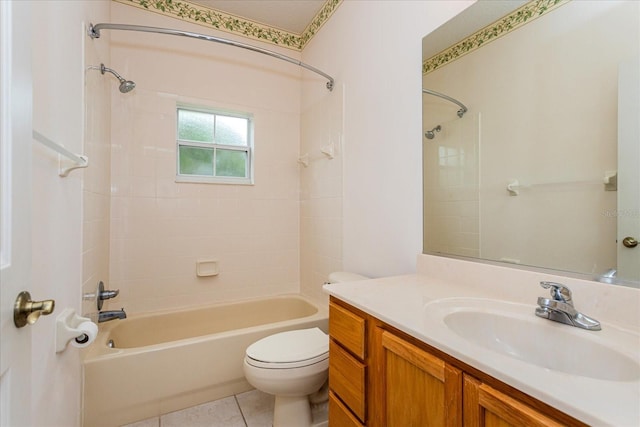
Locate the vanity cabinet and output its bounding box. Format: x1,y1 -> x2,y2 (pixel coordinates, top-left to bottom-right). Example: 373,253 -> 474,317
328,297 -> 586,427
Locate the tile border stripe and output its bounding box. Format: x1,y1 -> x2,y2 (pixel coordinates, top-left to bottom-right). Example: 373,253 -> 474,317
423,0 -> 570,75
112,0 -> 342,51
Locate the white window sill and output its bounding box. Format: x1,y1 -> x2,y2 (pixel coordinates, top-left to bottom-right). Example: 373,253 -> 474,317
175,175 -> 254,185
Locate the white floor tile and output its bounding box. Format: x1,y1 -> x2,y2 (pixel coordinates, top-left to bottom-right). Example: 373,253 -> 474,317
236,389 -> 274,427
161,397 -> 246,427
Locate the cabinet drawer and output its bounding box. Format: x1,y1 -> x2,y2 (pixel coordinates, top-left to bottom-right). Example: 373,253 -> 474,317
329,391 -> 365,427
329,340 -> 366,422
329,301 -> 366,359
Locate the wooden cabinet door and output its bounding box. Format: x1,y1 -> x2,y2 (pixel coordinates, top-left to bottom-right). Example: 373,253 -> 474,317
463,375 -> 564,427
380,330 -> 462,427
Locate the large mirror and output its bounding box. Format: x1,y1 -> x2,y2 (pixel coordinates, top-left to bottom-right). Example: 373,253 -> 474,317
422,0 -> 639,286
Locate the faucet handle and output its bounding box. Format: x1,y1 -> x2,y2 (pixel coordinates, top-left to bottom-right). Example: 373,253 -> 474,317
96,281 -> 119,310
99,289 -> 119,300
540,281 -> 573,305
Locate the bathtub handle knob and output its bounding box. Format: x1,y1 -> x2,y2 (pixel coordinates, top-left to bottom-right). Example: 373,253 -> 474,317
97,281 -> 120,310
100,289 -> 119,300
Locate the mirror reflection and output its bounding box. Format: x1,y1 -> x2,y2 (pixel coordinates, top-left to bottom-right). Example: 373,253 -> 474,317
422,0 -> 639,286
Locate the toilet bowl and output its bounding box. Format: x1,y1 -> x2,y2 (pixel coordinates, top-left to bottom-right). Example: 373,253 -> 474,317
243,272 -> 368,427
244,328 -> 329,427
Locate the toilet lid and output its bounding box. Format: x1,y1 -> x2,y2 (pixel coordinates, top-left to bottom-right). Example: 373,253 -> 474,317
246,327 -> 329,365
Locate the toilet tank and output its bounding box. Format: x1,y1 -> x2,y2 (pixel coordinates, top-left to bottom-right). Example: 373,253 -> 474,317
327,271 -> 369,284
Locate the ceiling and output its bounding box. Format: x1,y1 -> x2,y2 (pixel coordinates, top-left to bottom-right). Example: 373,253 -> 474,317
188,0 -> 327,34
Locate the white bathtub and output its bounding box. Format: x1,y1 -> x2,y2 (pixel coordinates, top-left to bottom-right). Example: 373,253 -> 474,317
83,294 -> 328,427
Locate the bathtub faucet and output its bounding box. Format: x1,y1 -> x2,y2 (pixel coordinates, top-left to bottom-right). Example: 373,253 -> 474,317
98,308 -> 127,323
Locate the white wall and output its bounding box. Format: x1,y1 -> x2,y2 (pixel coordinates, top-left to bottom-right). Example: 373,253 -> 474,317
301,0 -> 474,281
31,1 -> 110,426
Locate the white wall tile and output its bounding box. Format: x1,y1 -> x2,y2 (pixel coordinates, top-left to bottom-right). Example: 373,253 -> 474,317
109,3 -> 302,313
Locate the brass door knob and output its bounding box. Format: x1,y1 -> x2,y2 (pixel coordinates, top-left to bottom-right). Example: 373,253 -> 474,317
622,237 -> 638,248
14,291 -> 55,328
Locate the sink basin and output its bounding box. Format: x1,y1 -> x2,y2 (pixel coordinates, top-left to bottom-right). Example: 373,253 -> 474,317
424,298 -> 640,382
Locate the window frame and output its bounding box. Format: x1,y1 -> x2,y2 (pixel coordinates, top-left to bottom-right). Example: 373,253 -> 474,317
175,105 -> 254,185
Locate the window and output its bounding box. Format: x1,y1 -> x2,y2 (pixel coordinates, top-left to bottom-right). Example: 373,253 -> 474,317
176,107 -> 253,184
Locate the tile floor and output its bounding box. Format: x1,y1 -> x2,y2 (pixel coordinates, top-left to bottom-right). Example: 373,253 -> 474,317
122,389 -> 275,427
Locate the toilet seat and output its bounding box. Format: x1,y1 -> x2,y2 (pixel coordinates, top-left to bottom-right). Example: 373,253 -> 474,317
245,327 -> 329,369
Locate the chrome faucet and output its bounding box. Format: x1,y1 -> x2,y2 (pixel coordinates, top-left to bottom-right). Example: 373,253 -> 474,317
535,281 -> 601,331
98,308 -> 127,323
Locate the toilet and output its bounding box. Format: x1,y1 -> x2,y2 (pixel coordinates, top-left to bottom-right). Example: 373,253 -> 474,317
243,272 -> 368,427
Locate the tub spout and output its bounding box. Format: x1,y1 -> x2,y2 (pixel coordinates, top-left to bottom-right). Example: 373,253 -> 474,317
98,308 -> 127,323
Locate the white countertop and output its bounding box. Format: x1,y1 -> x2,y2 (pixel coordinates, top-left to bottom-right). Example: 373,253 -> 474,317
323,255 -> 640,426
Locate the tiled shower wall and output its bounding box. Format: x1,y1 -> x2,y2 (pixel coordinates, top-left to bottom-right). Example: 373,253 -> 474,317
105,3 -> 302,313
300,85 -> 344,303
422,112 -> 480,258
82,31 -> 112,318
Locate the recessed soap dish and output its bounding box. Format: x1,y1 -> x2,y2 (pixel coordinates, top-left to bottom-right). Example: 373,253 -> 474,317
197,259 -> 219,277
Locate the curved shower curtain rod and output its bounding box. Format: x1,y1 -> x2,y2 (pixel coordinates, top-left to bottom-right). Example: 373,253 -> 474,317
422,89 -> 467,118
88,23 -> 335,91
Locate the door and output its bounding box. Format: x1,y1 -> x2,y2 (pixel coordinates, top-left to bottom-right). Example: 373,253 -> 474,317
0,1 -> 33,425
617,58 -> 640,283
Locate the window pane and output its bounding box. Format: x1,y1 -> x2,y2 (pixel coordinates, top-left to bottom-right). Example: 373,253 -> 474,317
179,146 -> 214,175
178,109 -> 214,142
215,115 -> 248,146
216,149 -> 247,177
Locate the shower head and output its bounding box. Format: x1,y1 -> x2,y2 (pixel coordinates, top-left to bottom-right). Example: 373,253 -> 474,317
425,125 -> 441,140
99,63 -> 136,93
118,79 -> 136,93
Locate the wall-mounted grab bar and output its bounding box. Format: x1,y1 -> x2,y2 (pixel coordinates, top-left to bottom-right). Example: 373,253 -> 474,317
32,130 -> 89,177
423,89 -> 468,118
88,23 -> 335,91
506,174 -> 618,196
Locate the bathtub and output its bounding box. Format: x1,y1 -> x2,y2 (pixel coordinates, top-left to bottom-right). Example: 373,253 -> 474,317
82,294 -> 327,427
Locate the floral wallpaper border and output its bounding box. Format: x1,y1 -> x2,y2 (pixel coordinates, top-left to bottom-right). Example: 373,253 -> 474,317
423,0 -> 570,74
113,0 -> 342,51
